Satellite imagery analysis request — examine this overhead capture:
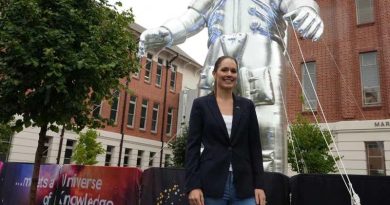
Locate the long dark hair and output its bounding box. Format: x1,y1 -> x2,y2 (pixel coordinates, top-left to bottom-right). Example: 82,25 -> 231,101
212,56 -> 238,95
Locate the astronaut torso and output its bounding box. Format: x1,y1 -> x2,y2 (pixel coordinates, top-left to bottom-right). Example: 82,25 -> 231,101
207,0 -> 286,46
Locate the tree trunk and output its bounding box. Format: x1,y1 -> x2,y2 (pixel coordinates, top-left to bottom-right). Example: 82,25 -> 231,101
29,124 -> 48,205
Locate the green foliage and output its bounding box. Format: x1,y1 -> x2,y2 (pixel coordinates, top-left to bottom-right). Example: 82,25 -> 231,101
287,115 -> 340,174
72,129 -> 105,165
168,126 -> 188,168
0,0 -> 139,132
0,123 -> 14,158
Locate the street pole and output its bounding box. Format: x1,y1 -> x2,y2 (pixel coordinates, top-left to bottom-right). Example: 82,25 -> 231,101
159,53 -> 179,167
56,126 -> 65,164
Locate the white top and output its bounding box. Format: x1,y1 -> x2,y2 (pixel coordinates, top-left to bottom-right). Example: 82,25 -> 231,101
222,115 -> 233,138
222,114 -> 233,171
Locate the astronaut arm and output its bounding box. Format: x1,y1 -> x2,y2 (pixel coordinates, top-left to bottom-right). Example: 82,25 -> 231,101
139,0 -> 213,54
162,6 -> 208,46
279,0 -> 319,14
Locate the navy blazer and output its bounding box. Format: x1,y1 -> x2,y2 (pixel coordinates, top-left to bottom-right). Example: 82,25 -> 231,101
185,94 -> 264,199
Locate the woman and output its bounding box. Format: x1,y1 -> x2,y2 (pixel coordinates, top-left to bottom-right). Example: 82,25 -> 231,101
185,56 -> 266,205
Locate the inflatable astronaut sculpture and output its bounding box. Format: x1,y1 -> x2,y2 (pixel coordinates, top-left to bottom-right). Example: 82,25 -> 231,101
139,0 -> 324,172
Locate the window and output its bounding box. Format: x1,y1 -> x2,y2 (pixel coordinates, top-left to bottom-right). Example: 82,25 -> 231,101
355,0 -> 374,24
166,107 -> 174,135
0,129 -> 12,161
149,152 -> 156,167
132,71 -> 139,78
42,136 -> 51,163
133,58 -> 142,78
365,142 -> 386,176
136,150 -> 144,168
105,145 -> 114,166
127,96 -> 137,127
63,139 -> 75,164
360,52 -> 381,106
110,90 -> 120,123
164,154 -> 171,167
139,99 -> 148,130
156,58 -> 163,86
302,62 -> 317,111
169,64 -> 177,91
145,53 -> 153,82
151,103 -> 160,133
123,148 -> 132,167
92,102 -> 102,118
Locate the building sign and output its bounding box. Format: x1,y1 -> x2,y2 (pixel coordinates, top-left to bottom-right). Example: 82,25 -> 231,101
374,121 -> 390,127
0,163 -> 142,205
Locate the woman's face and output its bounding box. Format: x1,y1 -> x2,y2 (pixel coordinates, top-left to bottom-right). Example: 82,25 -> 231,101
213,58 -> 238,91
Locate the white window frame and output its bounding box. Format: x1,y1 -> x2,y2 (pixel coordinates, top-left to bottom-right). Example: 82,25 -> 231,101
301,62 -> 317,111
92,101 -> 102,118
132,71 -> 139,78
139,99 -> 148,130
149,152 -> 156,167
105,145 -> 114,166
42,136 -> 52,163
359,52 -> 381,106
110,90 -> 120,123
166,107 -> 174,135
136,150 -> 144,168
365,141 -> 386,176
169,64 -> 177,91
144,53 -> 153,82
123,148 -> 132,167
63,139 -> 75,164
156,58 -> 163,86
355,0 -> 374,25
164,154 -> 171,167
151,103 -> 160,133
127,96 -> 137,128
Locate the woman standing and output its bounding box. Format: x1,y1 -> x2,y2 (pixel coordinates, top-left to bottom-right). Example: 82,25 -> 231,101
185,56 -> 266,205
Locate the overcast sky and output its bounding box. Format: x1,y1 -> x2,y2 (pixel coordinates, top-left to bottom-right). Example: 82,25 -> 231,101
110,0 -> 208,64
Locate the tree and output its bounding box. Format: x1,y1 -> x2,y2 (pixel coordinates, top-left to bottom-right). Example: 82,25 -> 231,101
168,126 -> 188,168
0,0 -> 138,204
0,123 -> 14,161
288,115 -> 340,174
72,129 -> 105,165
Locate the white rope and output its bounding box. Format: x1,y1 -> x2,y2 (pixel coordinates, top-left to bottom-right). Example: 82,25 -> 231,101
287,16 -> 361,205
321,41 -> 367,120
270,15 -> 359,204
279,85 -> 305,173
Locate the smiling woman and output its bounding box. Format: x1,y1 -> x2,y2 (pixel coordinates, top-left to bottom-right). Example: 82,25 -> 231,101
185,56 -> 266,205
212,56 -> 238,94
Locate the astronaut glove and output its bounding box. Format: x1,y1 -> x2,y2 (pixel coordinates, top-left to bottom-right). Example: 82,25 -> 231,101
138,27 -> 172,57
283,7 -> 324,41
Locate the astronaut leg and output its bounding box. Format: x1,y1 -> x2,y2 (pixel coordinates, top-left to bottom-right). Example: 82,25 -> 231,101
254,64 -> 286,173
236,34 -> 288,173
239,65 -> 285,172
198,65 -> 214,96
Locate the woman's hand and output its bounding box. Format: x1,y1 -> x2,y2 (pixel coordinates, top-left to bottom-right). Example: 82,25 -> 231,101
188,189 -> 205,205
255,189 -> 266,205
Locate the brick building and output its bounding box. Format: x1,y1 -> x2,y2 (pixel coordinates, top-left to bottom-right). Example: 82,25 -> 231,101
286,0 -> 390,175
7,23 -> 202,169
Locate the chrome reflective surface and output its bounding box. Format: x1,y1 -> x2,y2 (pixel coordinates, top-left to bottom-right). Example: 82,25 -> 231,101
139,0 -> 323,173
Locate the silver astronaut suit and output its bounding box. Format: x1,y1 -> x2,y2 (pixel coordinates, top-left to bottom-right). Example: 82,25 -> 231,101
139,0 -> 324,172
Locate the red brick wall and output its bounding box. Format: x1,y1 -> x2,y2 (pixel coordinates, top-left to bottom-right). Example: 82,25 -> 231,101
99,55 -> 182,142
286,0 -> 390,123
